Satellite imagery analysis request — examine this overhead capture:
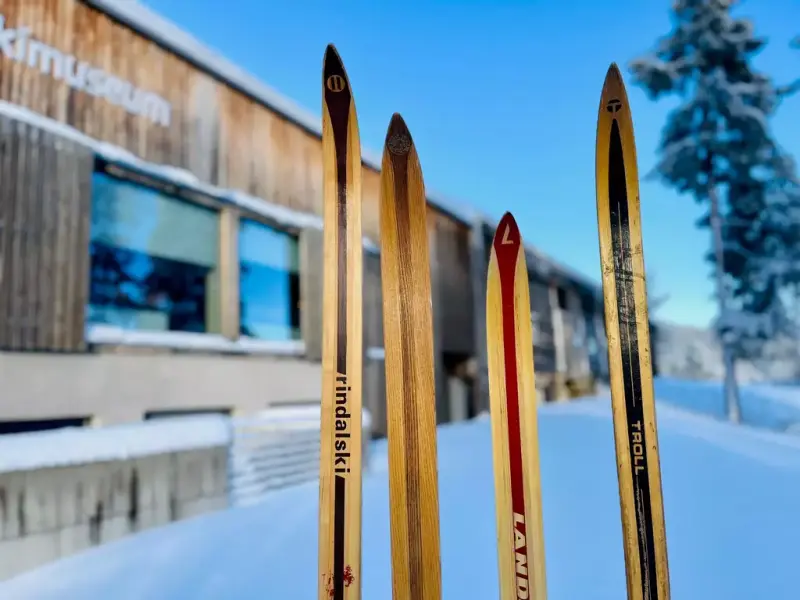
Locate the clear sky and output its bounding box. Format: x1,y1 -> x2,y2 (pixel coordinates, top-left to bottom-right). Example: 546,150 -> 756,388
142,0 -> 800,328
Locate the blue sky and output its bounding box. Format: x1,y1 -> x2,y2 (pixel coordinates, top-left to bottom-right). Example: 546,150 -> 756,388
143,0 -> 800,328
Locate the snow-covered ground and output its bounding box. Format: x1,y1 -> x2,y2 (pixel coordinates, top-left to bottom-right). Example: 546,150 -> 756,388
3,382 -> 800,599
655,376 -> 800,431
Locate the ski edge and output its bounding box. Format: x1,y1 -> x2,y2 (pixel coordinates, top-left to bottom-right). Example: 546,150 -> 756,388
486,211 -> 548,600
379,112 -> 443,600
318,42 -> 365,600
595,62 -> 671,600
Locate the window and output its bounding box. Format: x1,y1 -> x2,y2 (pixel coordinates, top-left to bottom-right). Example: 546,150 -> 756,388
88,172 -> 221,334
239,218 -> 301,341
0,417 -> 89,436
557,287 -> 569,310
144,408 -> 231,420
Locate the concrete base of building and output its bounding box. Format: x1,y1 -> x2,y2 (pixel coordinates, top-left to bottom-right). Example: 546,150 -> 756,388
0,349 -> 323,425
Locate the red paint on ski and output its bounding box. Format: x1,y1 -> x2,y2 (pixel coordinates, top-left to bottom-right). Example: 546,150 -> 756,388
492,212 -> 529,571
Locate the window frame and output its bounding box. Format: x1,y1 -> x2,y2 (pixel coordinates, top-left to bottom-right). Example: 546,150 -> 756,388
236,213 -> 302,346
84,158 -> 305,357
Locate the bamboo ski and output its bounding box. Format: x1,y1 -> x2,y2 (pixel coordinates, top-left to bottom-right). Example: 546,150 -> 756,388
594,63 -> 671,600
486,212 -> 548,600
379,113 -> 442,600
318,44 -> 363,600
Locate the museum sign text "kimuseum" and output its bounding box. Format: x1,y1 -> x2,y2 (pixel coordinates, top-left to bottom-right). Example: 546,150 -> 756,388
0,15 -> 172,127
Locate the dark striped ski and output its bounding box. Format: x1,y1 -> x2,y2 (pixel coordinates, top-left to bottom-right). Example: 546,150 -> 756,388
594,63 -> 671,600
380,113 -> 442,600
318,44 -> 364,600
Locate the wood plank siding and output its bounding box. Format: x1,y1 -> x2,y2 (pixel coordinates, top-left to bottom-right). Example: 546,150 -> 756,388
0,0 -> 476,359
0,0 -> 630,421
0,0 -> 470,245
434,212 -> 473,356
0,114 -> 93,351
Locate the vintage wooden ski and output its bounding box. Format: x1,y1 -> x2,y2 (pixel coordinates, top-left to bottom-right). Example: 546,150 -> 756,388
318,44 -> 364,600
379,113 -> 442,600
594,63 -> 671,600
486,212 -> 548,600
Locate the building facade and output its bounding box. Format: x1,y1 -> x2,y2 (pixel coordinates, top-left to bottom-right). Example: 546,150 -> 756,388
0,0 -> 655,437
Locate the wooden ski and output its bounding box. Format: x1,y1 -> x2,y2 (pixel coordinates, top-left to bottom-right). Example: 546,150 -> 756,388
594,63 -> 671,600
318,44 -> 364,600
486,212 -> 548,600
379,113 -> 442,600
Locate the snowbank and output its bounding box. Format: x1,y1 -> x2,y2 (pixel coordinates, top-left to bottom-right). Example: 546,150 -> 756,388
0,415 -> 231,474
654,376 -> 800,430
3,391 -> 800,599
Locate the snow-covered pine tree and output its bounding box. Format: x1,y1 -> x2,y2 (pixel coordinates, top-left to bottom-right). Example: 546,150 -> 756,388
716,154 -> 799,357
628,0 -> 794,422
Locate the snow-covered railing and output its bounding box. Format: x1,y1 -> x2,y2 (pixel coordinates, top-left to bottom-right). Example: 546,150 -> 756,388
0,404 -> 374,510
0,414 -> 231,474
0,415 -> 232,580
228,405 -> 373,507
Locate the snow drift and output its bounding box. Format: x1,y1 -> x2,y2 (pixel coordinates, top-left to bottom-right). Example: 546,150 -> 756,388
2,385 -> 800,600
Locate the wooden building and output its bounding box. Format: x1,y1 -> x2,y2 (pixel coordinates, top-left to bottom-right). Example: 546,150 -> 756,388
0,0 -> 636,437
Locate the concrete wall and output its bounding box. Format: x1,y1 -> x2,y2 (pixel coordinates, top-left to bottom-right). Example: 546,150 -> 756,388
0,350 -> 322,425
0,445 -> 228,581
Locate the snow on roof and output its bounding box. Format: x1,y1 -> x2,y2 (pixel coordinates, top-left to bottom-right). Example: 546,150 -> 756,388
2,0 -> 597,292
0,415 -> 231,474
0,100 -> 590,289
82,0 -> 478,226
523,243 -> 602,297
0,100 -> 382,252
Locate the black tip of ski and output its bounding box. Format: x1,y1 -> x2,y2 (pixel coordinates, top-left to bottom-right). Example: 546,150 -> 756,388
323,44 -> 351,91
386,113 -> 412,145
383,113 -> 415,163
324,44 -> 342,69
606,62 -> 622,81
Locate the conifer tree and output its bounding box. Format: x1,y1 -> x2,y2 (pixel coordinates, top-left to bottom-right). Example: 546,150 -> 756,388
628,0 -> 794,421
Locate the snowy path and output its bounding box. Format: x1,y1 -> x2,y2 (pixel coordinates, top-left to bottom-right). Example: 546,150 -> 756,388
2,394 -> 800,599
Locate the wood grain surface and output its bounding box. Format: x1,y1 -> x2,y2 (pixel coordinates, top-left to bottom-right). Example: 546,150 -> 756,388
486,212 -> 548,600
0,0 -> 476,249
317,44 -> 363,600
380,113 -> 442,600
594,63 -> 671,600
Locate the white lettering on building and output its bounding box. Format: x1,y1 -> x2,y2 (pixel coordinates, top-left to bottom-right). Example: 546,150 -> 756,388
0,15 -> 172,127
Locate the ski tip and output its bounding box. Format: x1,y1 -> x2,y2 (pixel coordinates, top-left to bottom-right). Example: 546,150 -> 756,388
602,63 -> 627,97
324,43 -> 342,66
492,211 -> 522,251
323,44 -> 349,84
605,62 -> 622,81
384,113 -> 414,157
599,62 -> 630,119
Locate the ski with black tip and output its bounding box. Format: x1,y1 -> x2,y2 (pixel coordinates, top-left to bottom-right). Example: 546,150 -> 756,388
318,43 -> 364,600
594,62 -> 671,600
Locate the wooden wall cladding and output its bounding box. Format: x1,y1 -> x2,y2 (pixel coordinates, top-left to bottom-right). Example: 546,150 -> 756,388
298,227 -> 324,362
434,212 -> 474,356
0,0 -> 468,247
529,278 -> 556,374
363,358 -> 387,438
0,0 -> 483,372
363,251 -> 383,350
0,114 -> 93,351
